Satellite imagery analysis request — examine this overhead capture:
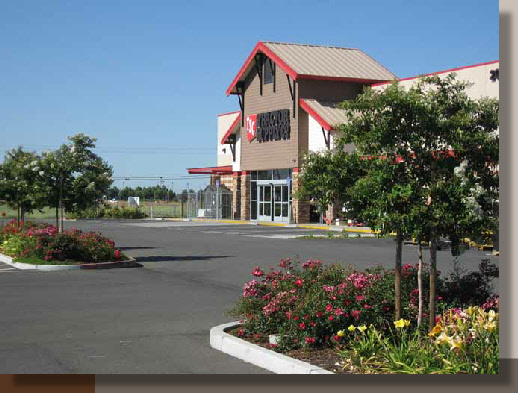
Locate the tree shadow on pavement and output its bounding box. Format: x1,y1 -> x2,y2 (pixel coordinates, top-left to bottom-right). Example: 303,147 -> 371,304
135,255 -> 231,263
119,246 -> 157,251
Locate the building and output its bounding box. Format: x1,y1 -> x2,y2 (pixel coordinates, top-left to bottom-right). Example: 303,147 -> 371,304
188,41 -> 499,223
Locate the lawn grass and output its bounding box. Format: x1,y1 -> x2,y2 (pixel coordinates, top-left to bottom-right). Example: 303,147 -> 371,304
0,205 -> 57,220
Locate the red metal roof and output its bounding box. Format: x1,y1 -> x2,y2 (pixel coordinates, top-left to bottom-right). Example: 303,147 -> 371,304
187,165 -> 233,175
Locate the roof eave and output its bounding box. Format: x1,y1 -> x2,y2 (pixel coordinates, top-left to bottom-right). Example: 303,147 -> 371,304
226,42 -> 299,96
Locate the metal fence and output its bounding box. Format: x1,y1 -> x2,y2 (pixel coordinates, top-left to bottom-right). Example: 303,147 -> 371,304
142,186 -> 233,219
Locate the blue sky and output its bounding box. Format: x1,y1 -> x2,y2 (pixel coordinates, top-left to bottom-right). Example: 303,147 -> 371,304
0,0 -> 499,192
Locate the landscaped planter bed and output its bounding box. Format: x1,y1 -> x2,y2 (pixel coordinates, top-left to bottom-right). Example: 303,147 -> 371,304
226,326 -> 344,373
225,257 -> 499,374
0,220 -> 140,270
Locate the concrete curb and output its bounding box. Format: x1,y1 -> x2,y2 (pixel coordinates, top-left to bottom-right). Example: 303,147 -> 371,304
0,253 -> 141,271
163,217 -> 376,234
210,321 -> 333,374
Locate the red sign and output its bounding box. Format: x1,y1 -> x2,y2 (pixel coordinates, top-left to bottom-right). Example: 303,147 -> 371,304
246,114 -> 257,143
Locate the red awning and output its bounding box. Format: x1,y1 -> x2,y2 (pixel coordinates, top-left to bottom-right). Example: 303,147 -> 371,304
187,165 -> 233,175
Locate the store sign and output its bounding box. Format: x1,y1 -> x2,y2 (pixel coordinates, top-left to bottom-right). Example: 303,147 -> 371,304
246,114 -> 257,142
246,109 -> 290,143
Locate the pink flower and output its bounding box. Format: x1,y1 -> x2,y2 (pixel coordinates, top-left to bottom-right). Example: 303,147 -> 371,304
356,295 -> 365,302
363,304 -> 372,309
352,310 -> 361,319
328,315 -> 334,322
325,304 -> 333,312
279,258 -> 291,268
251,266 -> 264,277
316,311 -> 324,318
286,311 -> 293,319
299,322 -> 306,330
294,279 -> 304,287
334,308 -> 344,316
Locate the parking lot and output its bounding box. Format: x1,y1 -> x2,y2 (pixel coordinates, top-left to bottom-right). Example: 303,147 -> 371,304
0,219 -> 498,373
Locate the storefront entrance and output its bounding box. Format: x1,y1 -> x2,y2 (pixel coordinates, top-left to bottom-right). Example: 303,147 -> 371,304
257,181 -> 290,222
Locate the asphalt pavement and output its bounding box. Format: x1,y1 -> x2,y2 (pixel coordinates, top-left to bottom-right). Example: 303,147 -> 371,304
0,219 -> 498,373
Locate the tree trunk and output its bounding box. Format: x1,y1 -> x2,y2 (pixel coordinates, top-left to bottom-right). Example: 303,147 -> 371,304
395,233 -> 403,320
55,204 -> 59,230
417,239 -> 423,327
59,173 -> 63,233
20,204 -> 25,224
429,231 -> 438,329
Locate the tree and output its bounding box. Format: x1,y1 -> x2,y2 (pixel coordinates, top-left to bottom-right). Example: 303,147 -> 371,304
297,151 -> 339,223
37,133 -> 113,231
338,74 -> 499,327
0,147 -> 42,224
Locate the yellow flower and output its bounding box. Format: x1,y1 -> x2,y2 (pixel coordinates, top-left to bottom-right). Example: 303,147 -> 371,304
394,319 -> 410,329
357,325 -> 367,333
428,324 -> 442,337
488,310 -> 496,321
449,336 -> 464,351
467,306 -> 478,316
484,321 -> 497,332
348,325 -> 356,332
435,332 -> 450,346
337,330 -> 345,337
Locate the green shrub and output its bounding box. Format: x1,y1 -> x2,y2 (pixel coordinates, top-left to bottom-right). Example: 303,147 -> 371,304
229,257 -> 499,352
0,220 -> 125,263
68,204 -> 147,219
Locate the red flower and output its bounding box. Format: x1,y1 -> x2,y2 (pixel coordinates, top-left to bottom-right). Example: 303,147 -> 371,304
325,304 -> 333,312
356,295 -> 365,302
316,311 -> 324,318
352,310 -> 361,319
299,322 -> 306,330
294,279 -> 304,287
328,315 -> 334,322
332,335 -> 341,342
363,304 -> 372,309
114,250 -> 121,259
305,337 -> 316,344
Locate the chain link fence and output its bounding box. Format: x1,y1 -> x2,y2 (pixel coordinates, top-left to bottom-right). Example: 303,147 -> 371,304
143,185 -> 233,219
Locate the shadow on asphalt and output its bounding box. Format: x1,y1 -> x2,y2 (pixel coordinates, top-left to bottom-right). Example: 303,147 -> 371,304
135,255 -> 231,263
119,246 -> 158,251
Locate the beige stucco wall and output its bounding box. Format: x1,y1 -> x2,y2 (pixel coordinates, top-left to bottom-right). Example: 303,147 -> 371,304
217,112 -> 240,167
373,61 -> 499,100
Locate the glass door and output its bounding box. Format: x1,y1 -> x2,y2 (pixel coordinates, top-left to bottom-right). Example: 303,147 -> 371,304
273,185 -> 282,222
258,184 -> 272,221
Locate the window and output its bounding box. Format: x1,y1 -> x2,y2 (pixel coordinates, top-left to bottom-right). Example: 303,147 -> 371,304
264,59 -> 274,85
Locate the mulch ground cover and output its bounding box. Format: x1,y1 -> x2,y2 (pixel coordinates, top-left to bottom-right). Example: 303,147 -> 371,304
227,327 -> 352,374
